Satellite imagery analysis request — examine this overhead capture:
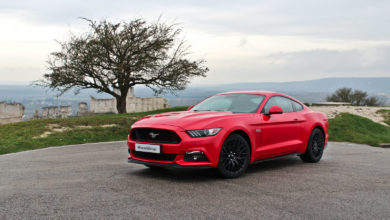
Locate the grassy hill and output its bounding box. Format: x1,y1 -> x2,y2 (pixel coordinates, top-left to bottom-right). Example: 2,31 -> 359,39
0,106 -> 187,155
328,113 -> 390,146
1,107 -> 390,155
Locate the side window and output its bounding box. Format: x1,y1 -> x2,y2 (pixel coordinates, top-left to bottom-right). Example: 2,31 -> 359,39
263,97 -> 277,113
263,96 -> 294,113
292,101 -> 304,112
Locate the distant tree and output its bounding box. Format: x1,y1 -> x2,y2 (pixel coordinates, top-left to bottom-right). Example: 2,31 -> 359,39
326,87 -> 383,106
37,18 -> 208,113
364,96 -> 383,106
350,90 -> 367,106
326,88 -> 352,103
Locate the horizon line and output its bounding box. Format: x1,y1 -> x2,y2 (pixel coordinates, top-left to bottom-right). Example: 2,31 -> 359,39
1,76 -> 390,86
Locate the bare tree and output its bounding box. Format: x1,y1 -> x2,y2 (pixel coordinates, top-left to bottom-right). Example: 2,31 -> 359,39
327,87 -> 383,106
326,88 -> 352,103
364,96 -> 383,106
350,90 -> 367,106
38,18 -> 208,113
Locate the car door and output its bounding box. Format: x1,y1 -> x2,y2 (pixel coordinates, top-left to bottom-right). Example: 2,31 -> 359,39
256,96 -> 303,159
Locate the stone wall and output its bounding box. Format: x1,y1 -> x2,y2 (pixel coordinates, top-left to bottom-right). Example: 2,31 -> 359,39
41,106 -> 72,118
90,97 -> 117,114
90,88 -> 169,114
126,97 -> 168,113
0,102 -> 24,124
77,102 -> 90,117
41,106 -> 58,118
1,86 -> 168,123
311,102 -> 351,107
59,106 -> 72,118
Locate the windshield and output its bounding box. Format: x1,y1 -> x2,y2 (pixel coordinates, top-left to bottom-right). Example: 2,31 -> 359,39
191,94 -> 265,113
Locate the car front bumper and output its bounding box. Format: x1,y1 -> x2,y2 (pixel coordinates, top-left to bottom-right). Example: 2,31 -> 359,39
128,158 -> 212,169
127,124 -> 225,168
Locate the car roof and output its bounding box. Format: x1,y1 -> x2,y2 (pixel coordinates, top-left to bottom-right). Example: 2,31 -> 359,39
217,91 -> 303,103
218,91 -> 283,96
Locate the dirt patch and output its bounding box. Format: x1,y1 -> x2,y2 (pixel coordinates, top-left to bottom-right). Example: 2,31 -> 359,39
34,124 -> 118,139
100,124 -> 117,128
310,106 -> 390,126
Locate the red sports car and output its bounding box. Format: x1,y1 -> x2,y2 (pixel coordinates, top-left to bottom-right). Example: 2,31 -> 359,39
128,91 -> 328,178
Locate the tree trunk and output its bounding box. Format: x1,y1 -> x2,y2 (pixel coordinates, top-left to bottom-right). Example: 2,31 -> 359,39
116,95 -> 127,114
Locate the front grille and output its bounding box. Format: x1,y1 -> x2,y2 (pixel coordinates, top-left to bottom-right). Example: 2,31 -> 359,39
133,151 -> 177,161
130,128 -> 181,144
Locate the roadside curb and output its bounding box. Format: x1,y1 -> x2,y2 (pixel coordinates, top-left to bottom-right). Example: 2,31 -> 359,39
380,143 -> 390,148
0,140 -> 127,157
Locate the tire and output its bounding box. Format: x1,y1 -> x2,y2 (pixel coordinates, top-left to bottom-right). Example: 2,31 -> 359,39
217,134 -> 251,178
300,128 -> 325,163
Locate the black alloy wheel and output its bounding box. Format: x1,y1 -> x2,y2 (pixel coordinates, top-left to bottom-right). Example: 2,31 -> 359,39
300,128 -> 325,163
217,134 -> 250,178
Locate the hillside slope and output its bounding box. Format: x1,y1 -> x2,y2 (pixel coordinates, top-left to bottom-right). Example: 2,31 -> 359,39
329,113 -> 390,146
0,107 -> 187,155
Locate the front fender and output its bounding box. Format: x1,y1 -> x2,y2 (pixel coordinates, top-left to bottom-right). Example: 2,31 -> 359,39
217,125 -> 256,163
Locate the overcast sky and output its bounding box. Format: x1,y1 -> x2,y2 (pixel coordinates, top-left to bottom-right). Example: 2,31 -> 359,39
1,0 -> 390,85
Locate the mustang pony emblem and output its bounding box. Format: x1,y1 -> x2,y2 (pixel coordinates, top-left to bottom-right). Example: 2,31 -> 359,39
149,132 -> 159,139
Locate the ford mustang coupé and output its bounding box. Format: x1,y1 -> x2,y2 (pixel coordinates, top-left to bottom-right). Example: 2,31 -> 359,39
128,91 -> 328,178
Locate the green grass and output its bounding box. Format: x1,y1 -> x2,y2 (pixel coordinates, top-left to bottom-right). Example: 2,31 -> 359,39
0,106 -> 187,155
329,113 -> 390,146
376,109 -> 390,126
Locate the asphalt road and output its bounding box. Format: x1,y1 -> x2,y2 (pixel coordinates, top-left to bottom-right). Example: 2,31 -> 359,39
0,142 -> 389,219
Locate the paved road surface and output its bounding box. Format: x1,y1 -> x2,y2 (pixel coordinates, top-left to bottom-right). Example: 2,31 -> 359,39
0,142 -> 389,219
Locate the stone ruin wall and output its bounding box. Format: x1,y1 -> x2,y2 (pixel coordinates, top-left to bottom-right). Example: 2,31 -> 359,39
90,97 -> 117,113
0,102 -> 24,124
90,87 -> 169,114
40,106 -> 72,119
90,96 -> 168,114
126,97 -> 168,113
77,102 -> 90,117
59,106 -> 72,118
41,106 -> 58,118
1,87 -> 168,124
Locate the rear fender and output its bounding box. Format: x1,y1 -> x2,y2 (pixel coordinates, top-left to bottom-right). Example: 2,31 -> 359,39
300,112 -> 328,153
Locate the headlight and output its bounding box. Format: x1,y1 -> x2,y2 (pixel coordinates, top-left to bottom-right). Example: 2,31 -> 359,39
186,128 -> 221,137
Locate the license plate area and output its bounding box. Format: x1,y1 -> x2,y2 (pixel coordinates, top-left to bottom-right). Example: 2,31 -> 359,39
135,143 -> 162,154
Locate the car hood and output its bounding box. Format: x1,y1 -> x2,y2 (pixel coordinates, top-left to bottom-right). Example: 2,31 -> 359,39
134,111 -> 235,129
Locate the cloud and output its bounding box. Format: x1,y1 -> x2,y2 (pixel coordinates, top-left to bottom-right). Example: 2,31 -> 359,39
194,46 -> 390,84
1,0 -> 390,84
2,0 -> 390,39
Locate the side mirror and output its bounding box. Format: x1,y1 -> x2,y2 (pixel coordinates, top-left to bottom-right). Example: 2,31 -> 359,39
187,105 -> 194,111
267,105 -> 283,115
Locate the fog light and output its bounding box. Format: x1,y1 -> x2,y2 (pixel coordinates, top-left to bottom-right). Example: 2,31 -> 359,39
184,151 -> 209,162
